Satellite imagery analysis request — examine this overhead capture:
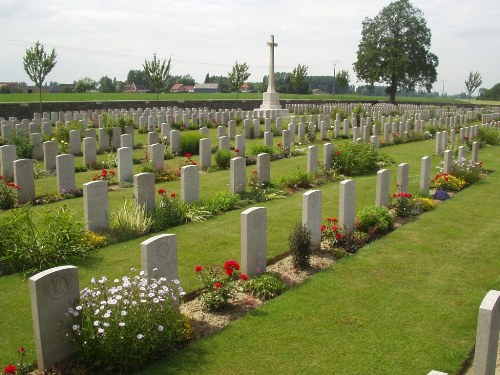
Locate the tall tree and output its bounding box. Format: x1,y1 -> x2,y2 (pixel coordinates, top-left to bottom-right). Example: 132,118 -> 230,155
335,70 -> 350,94
290,64 -> 308,98
143,53 -> 172,106
465,71 -> 482,103
353,0 -> 438,103
98,76 -> 116,93
228,62 -> 251,101
126,70 -> 152,90
22,41 -> 57,112
74,77 -> 97,93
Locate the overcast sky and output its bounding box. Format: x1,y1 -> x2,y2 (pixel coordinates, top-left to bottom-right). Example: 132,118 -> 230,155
0,0 -> 498,95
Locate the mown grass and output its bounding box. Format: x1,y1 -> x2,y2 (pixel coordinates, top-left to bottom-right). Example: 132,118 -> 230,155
0,92 -> 468,105
139,143 -> 500,375
0,134 -> 496,371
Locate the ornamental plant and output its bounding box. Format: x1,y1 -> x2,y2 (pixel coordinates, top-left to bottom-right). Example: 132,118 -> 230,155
0,176 -> 19,210
320,217 -> 344,247
451,158 -> 483,185
91,169 -> 116,184
151,189 -> 186,232
356,206 -> 394,237
243,272 -> 288,300
195,260 -> 248,311
388,191 -> 415,217
69,270 -> 191,374
431,173 -> 466,192
288,223 -> 312,270
2,346 -> 33,375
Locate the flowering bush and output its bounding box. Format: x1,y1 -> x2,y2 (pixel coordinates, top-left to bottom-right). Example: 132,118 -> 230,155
389,192 -> 415,217
431,173 -> 466,192
151,189 -> 185,232
321,217 -> 344,247
356,206 -> 394,237
451,158 -> 483,185
412,197 -> 437,212
69,270 -> 191,374
195,260 -> 248,311
91,169 -> 116,184
0,176 -> 19,210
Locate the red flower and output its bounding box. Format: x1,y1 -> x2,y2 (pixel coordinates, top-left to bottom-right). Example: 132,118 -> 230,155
321,225 -> 326,232
335,151 -> 341,156
191,161 -> 197,165
195,265 -> 203,273
158,188 -> 166,195
335,233 -> 342,241
326,218 -> 332,222
92,177 -> 97,181
109,170 -> 115,175
393,193 -> 397,198
101,169 -> 107,175
214,282 -> 222,289
170,192 -> 176,198
234,148 -> 240,153
331,225 -> 339,231
240,274 -> 249,281
332,218 -> 338,223
225,268 -> 233,276
185,153 -> 192,159
14,185 -> 20,190
18,346 -> 25,353
0,175 -> 3,180
224,260 -> 240,271
4,365 -> 16,374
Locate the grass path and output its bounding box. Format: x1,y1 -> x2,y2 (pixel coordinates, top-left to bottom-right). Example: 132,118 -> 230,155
139,144 -> 500,375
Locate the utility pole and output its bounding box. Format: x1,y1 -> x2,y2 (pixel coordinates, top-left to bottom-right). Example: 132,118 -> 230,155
330,59 -> 340,95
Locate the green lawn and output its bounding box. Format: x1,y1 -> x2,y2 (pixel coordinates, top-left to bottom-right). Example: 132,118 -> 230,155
0,132 -> 497,373
0,92 -> 468,105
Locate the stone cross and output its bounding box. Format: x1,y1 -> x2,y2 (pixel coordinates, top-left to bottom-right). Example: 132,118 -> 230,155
266,35 -> 278,93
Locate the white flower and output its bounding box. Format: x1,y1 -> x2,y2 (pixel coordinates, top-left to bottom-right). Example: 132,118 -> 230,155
139,271 -> 145,276
72,325 -> 80,331
75,305 -> 82,311
98,328 -> 104,334
137,334 -> 144,340
153,298 -> 159,303
121,311 -> 127,316
158,325 -> 164,332
119,322 -> 125,327
103,322 -> 110,327
114,279 -> 119,283
131,268 -> 136,271
94,309 -> 100,316
103,313 -> 111,318
152,268 -> 158,272
91,277 -> 96,283
93,321 -> 100,326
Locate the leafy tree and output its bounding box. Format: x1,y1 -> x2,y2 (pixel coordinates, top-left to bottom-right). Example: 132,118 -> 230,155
22,41 -> 57,112
143,53 -> 172,106
465,71 -> 482,103
228,61 -> 251,101
477,83 -> 500,101
204,73 -> 210,83
74,77 -> 97,93
290,64 -> 308,98
126,69 -> 152,90
353,0 -> 439,103
335,70 -> 350,94
98,76 -> 116,93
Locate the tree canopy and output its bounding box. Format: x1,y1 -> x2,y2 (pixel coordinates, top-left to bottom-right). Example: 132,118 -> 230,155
23,41 -> 57,112
353,0 -> 438,103
228,62 -> 251,101
335,70 -> 350,94
465,71 -> 482,103
290,64 -> 309,98
143,53 -> 171,105
74,77 -> 97,93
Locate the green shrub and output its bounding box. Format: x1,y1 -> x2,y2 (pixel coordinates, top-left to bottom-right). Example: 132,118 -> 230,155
356,206 -> 394,237
69,271 -> 190,374
288,223 -> 312,270
10,132 -> 33,159
244,272 -> 288,300
333,141 -> 395,176
341,231 -> 369,254
214,149 -> 232,169
151,194 -> 186,232
0,206 -> 90,274
180,132 -> 204,155
0,177 -> 18,209
478,127 -> 500,145
279,169 -> 315,189
109,201 -> 153,240
199,191 -> 240,215
249,144 -> 275,156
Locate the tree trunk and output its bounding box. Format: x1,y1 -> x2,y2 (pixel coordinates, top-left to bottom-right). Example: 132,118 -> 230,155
38,84 -> 42,114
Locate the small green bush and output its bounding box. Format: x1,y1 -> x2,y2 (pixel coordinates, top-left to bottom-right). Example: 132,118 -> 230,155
244,272 -> 288,300
249,144 -> 275,156
151,195 -> 186,232
199,191 -> 240,215
180,132 -> 205,155
333,141 -> 395,176
288,223 -> 312,269
0,206 -> 90,274
109,201 -> 153,240
10,132 -> 33,159
478,127 -> 500,145
214,149 -> 232,169
279,169 -> 315,189
356,206 -> 394,237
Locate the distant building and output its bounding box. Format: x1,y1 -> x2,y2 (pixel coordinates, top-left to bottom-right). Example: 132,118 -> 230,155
170,83 -> 195,93
194,83 -> 219,93
240,83 -> 250,93
123,83 -> 148,93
